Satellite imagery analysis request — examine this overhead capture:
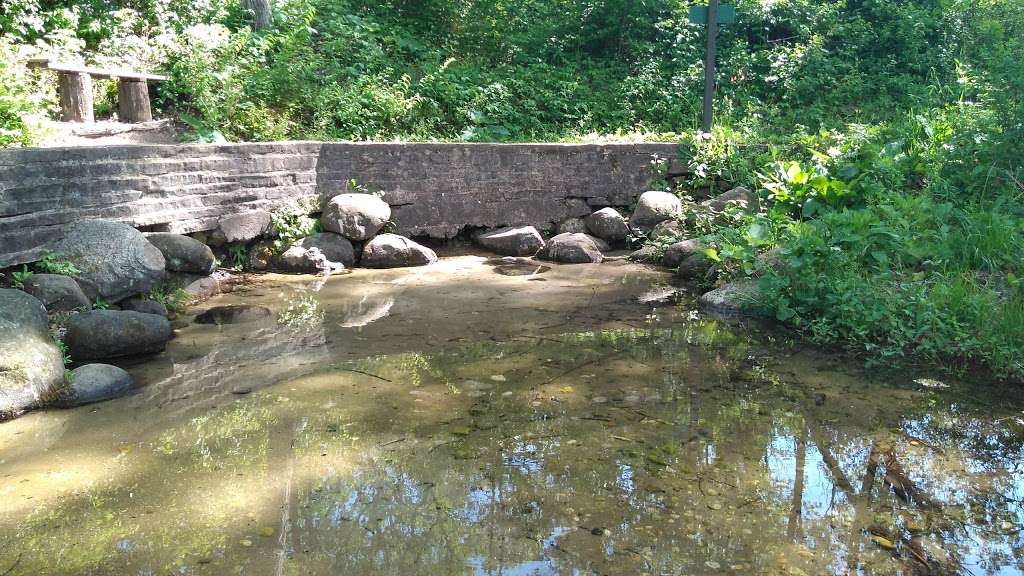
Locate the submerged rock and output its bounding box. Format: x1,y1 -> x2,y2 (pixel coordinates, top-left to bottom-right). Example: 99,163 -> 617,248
475,226 -> 545,256
145,233 -> 217,275
631,191 -> 683,230
299,233 -> 355,267
663,239 -> 704,269
361,234 -> 438,268
53,220 -> 165,302
0,289 -> 65,417
536,233 -> 607,264
699,279 -> 768,315
702,186 -> 758,214
54,364 -> 134,407
321,194 -> 391,241
66,310 -> 172,360
584,208 -> 630,242
212,211 -> 271,244
21,273 -> 90,312
194,305 -> 273,325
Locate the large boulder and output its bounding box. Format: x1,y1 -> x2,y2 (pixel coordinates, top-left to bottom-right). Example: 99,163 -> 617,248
361,234 -> 438,268
21,273 -> 90,312
699,280 -> 769,316
274,245 -> 344,275
663,239 -> 705,269
212,211 -> 272,244
584,208 -> 630,242
676,252 -> 716,281
54,364 -> 134,407
631,191 -> 683,230
53,220 -> 165,302
536,233 -> 607,264
475,226 -> 545,256
321,194 -> 391,241
299,233 -> 355,267
557,218 -> 588,235
702,186 -> 759,214
145,233 -> 216,275
0,290 -> 66,417
65,310 -> 172,360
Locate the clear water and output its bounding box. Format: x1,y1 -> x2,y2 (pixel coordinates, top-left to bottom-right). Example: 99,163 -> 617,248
1,255 -> 1022,576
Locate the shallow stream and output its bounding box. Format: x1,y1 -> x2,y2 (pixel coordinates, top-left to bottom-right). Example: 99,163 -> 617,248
1,255 -> 1022,575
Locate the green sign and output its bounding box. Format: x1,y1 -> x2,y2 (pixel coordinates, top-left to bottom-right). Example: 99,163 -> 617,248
688,4 -> 736,25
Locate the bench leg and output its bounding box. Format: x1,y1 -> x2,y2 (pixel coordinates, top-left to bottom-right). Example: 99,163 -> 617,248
119,79 -> 154,123
58,72 -> 94,123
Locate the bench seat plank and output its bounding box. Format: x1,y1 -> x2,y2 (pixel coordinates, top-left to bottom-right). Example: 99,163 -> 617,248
27,58 -> 168,82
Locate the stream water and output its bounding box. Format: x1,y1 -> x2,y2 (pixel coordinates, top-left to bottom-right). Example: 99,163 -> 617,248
1,255 -> 1022,575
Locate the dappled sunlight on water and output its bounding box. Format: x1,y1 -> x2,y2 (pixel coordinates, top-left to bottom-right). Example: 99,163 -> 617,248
1,256 -> 1022,575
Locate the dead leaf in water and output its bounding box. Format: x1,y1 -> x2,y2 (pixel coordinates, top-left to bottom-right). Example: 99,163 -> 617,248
871,535 -> 896,550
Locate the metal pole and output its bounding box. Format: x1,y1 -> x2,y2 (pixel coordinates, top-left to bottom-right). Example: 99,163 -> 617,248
702,0 -> 719,133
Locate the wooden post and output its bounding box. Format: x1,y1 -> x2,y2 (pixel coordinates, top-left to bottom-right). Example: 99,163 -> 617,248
701,0 -> 719,133
118,79 -> 154,123
58,72 -> 94,123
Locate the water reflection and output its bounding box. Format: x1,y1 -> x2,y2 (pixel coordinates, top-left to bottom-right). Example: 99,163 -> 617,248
1,260 -> 1023,576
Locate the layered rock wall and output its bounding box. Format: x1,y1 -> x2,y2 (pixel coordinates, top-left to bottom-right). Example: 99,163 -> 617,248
0,142 -> 677,267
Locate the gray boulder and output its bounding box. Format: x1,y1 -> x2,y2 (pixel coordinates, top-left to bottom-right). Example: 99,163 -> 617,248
53,220 -> 165,302
475,226 -> 545,256
649,219 -> 682,242
22,273 -> 90,312
631,191 -> 683,230
628,245 -> 660,264
212,211 -> 272,244
702,186 -> 759,214
557,218 -> 588,235
145,233 -> 216,274
65,310 -> 172,360
321,194 -> 391,241
299,233 -> 355,267
275,245 -> 344,274
699,280 -> 768,315
361,234 -> 438,268
663,239 -> 705,269
584,208 -> 630,242
120,298 -> 169,317
0,289 -> 66,417
677,252 -> 716,281
536,233 -> 607,264
54,364 -> 134,407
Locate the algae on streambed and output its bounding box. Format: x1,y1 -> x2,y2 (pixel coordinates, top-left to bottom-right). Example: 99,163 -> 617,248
1,255 -> 1022,575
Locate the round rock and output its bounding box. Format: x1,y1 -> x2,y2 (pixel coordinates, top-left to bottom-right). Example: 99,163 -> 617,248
584,208 -> 630,242
321,194 -> 391,241
699,280 -> 768,316
0,289 -> 66,416
361,234 -> 438,268
663,239 -> 704,269
55,364 -> 134,407
212,211 -> 272,244
536,233 -> 607,264
475,226 -> 545,256
65,310 -> 172,360
299,232 -> 355,267
631,191 -> 683,230
701,186 -> 759,213
120,298 -> 169,317
53,220 -> 165,302
649,219 -> 682,242
676,252 -> 716,281
145,233 -> 217,274
21,273 -> 90,312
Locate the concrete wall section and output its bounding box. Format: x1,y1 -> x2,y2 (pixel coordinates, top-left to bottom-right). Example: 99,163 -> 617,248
0,142 -> 678,267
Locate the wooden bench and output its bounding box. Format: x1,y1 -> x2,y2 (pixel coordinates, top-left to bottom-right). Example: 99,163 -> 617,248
27,58 -> 168,124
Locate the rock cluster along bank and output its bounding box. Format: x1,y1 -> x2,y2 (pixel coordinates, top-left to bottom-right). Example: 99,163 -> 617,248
0,184 -> 765,421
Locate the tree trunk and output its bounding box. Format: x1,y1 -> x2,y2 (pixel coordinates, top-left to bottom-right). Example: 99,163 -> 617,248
58,72 -> 94,123
243,0 -> 273,30
118,80 -> 153,123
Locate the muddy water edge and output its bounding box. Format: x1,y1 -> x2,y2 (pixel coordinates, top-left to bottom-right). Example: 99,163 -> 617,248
1,254 -> 1022,576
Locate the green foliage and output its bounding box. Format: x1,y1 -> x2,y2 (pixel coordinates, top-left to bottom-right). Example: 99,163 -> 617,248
10,265 -> 33,288
148,284 -> 190,317
269,198 -> 319,253
92,296 -> 111,310
226,243 -> 251,271
34,251 -> 81,276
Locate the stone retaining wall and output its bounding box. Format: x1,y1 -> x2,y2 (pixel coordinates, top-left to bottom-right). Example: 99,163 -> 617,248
0,142 -> 678,267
